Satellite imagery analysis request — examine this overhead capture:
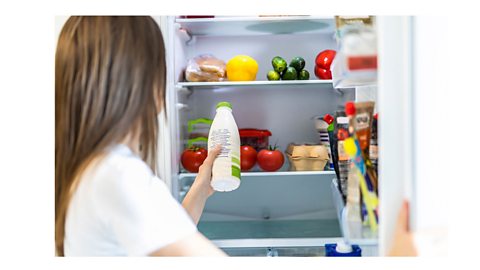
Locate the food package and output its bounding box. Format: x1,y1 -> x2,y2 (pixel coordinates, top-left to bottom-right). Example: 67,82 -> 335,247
285,143 -> 329,171
239,129 -> 272,151
334,16 -> 377,71
185,54 -> 227,82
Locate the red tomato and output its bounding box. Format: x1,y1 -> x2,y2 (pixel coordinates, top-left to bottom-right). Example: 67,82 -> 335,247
257,147 -> 284,172
315,49 -> 336,70
314,66 -> 332,80
181,146 -> 208,173
240,145 -> 257,171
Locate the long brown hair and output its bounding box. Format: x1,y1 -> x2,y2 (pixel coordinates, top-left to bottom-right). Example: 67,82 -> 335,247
55,16 -> 166,256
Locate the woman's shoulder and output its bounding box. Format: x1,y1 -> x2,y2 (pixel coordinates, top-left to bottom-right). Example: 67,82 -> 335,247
104,144 -> 152,175
83,144 -> 154,190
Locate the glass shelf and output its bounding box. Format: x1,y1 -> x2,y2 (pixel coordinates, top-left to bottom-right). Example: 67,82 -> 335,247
199,219 -> 342,248
222,246 -> 327,257
330,179 -> 378,246
176,80 -> 334,90
179,170 -> 336,180
175,16 -> 335,37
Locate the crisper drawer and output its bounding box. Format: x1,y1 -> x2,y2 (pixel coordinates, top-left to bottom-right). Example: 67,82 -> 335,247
178,171 -> 344,255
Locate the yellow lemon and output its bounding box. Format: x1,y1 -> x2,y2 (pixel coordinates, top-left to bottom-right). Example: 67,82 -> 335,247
226,55 -> 259,81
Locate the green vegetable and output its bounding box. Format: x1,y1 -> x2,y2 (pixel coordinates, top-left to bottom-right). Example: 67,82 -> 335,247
272,56 -> 287,73
267,70 -> 281,81
282,67 -> 298,80
289,56 -> 306,72
298,69 -> 310,80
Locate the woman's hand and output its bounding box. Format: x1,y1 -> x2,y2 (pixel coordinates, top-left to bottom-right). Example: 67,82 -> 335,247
181,145 -> 222,224
191,145 -> 222,198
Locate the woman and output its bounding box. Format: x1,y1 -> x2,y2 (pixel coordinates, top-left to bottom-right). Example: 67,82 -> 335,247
55,16 -> 226,256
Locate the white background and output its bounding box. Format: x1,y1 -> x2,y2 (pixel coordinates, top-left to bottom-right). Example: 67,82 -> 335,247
1,0 -> 478,269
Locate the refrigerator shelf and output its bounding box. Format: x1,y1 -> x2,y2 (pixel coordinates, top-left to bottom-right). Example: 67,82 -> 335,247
176,80 -> 334,90
330,179 -> 378,246
175,16 -> 335,37
179,170 -> 336,179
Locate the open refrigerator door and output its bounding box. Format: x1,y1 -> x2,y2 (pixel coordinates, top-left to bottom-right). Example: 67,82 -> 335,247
156,15 -> 435,256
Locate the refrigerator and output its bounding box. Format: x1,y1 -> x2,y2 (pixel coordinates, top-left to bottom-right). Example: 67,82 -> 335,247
155,15 -> 447,257
55,15 -> 447,257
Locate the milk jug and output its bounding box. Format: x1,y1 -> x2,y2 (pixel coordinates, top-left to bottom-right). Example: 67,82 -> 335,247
208,102 -> 241,192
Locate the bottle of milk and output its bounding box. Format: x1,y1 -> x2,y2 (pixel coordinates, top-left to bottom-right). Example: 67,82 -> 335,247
208,102 -> 241,192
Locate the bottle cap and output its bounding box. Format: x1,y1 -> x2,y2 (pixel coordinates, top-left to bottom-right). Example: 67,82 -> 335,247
374,113 -> 378,120
216,101 -> 232,110
335,241 -> 353,253
323,114 -> 334,125
327,123 -> 334,132
345,101 -> 356,116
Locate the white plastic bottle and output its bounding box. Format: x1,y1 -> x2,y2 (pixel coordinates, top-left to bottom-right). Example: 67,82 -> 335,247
208,102 -> 241,192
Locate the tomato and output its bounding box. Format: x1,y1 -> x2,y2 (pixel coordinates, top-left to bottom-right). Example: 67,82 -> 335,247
315,50 -> 336,70
257,146 -> 284,172
314,66 -> 332,80
181,146 -> 208,173
240,145 -> 257,171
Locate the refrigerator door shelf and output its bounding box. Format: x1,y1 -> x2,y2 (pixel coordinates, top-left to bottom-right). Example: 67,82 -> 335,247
331,51 -> 377,89
331,179 -> 378,246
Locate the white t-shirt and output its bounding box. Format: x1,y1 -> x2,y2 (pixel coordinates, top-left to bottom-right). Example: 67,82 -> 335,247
64,144 -> 197,256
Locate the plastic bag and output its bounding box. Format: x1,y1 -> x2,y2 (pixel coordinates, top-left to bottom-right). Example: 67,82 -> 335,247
185,54 -> 226,82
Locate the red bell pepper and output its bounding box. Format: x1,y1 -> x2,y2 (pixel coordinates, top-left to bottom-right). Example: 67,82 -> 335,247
315,50 -> 337,70
315,50 -> 336,80
314,65 -> 332,80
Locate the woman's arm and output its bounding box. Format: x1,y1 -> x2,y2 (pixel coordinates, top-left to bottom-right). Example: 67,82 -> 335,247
149,231 -> 227,256
182,146 -> 221,225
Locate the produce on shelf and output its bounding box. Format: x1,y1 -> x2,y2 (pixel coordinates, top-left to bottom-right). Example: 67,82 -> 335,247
314,66 -> 331,80
289,56 -> 306,72
181,146 -> 208,173
267,56 -> 310,81
185,54 -> 227,82
298,69 -> 310,80
226,55 -> 259,81
282,67 -> 298,80
272,56 -> 287,73
257,145 -> 284,172
314,49 -> 336,79
267,70 -> 281,81
240,145 -> 257,171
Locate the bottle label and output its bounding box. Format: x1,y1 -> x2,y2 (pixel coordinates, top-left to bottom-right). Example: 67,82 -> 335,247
338,140 -> 349,161
210,128 -> 240,180
210,129 -> 232,157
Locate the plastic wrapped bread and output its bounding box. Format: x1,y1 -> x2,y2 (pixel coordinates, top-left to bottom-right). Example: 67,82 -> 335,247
185,54 -> 227,82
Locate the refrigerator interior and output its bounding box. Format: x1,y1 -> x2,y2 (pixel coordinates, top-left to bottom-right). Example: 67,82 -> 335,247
164,16 -> 378,255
